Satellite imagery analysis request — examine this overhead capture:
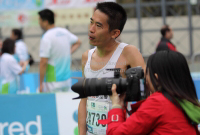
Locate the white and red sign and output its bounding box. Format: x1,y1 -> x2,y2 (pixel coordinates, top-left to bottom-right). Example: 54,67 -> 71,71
44,0 -> 116,9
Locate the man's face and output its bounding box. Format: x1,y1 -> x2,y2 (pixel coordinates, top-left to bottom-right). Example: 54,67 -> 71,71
88,9 -> 112,46
10,32 -> 17,40
39,17 -> 47,31
166,27 -> 173,39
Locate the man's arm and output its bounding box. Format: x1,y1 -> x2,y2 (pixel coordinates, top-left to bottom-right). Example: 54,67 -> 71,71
18,61 -> 29,75
39,58 -> 48,92
123,45 -> 146,72
71,39 -> 81,54
78,50 -> 89,135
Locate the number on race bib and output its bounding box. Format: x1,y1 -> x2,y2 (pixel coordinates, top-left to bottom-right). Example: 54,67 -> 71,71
96,113 -> 100,126
87,112 -> 107,127
101,114 -> 106,127
88,111 -> 91,125
91,113 -> 95,125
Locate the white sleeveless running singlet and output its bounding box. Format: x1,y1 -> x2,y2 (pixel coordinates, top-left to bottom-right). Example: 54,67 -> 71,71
84,43 -> 128,135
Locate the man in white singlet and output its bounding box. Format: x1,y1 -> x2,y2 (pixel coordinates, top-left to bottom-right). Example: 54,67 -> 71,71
78,2 -> 146,135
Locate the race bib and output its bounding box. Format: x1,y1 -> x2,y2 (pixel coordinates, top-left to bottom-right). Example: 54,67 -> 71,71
86,100 -> 110,135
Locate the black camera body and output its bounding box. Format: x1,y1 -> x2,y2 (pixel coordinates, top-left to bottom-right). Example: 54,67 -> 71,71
71,67 -> 144,102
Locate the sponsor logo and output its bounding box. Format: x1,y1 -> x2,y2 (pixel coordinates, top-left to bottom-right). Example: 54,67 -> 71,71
0,115 -> 42,135
73,110 -> 78,135
91,102 -> 95,108
104,106 -> 107,111
98,105 -> 108,111
73,110 -> 78,123
87,125 -> 93,133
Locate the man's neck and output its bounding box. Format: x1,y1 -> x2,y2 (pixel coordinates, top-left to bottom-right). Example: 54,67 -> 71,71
164,36 -> 170,40
46,24 -> 55,31
96,40 -> 119,57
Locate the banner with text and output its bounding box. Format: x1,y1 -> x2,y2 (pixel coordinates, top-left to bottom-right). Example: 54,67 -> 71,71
0,8 -> 92,27
0,0 -> 44,11
0,92 -> 80,135
44,0 -> 116,9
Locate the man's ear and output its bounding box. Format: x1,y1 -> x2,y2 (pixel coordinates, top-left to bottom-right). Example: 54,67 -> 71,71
111,29 -> 121,39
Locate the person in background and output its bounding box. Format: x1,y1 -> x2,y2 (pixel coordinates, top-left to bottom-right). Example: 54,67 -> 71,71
38,9 -> 81,93
0,38 -> 28,94
10,29 -> 30,71
101,51 -> 200,135
156,25 -> 177,52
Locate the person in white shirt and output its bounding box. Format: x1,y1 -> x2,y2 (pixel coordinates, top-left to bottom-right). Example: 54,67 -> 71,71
38,9 -> 81,93
10,29 -> 30,71
0,38 -> 28,94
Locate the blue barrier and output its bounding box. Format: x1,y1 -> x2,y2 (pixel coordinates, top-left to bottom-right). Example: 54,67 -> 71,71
19,73 -> 39,93
0,92 -> 80,135
191,73 -> 200,99
0,94 -> 58,135
71,71 -> 82,85
19,71 -> 82,93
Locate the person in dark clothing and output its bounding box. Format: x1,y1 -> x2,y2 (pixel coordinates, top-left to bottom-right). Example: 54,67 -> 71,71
156,25 -> 177,52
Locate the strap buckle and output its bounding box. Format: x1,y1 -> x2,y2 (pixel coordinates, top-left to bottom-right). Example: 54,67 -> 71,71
111,115 -> 119,122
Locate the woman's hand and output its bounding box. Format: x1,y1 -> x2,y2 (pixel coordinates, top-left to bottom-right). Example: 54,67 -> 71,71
110,84 -> 126,109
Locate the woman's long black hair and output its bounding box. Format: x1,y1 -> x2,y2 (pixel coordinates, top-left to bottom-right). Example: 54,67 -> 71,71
1,38 -> 15,54
146,51 -> 199,106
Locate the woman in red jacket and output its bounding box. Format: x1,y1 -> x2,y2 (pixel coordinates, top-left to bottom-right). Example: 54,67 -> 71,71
102,51 -> 200,135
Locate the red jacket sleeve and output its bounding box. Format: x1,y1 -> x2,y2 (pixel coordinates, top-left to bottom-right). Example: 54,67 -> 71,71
107,97 -> 164,135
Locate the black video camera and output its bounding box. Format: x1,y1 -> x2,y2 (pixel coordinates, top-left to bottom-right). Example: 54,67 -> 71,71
71,67 -> 144,102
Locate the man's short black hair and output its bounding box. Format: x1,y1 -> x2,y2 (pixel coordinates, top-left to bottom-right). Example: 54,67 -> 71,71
38,9 -> 54,24
12,29 -> 23,40
160,25 -> 170,37
2,38 -> 15,54
96,2 -> 127,33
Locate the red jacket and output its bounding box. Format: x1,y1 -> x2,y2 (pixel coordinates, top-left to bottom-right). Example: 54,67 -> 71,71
105,92 -> 197,135
156,37 -> 177,52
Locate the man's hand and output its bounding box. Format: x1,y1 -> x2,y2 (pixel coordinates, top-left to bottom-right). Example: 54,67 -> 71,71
19,61 -> 24,66
71,39 -> 81,54
39,58 -> 48,93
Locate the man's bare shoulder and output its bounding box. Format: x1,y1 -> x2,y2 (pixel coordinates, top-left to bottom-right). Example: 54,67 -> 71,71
122,45 -> 141,58
82,50 -> 90,63
121,44 -> 146,69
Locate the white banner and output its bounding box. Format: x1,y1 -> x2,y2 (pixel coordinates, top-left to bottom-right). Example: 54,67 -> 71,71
44,0 -> 116,9
56,92 -> 80,135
